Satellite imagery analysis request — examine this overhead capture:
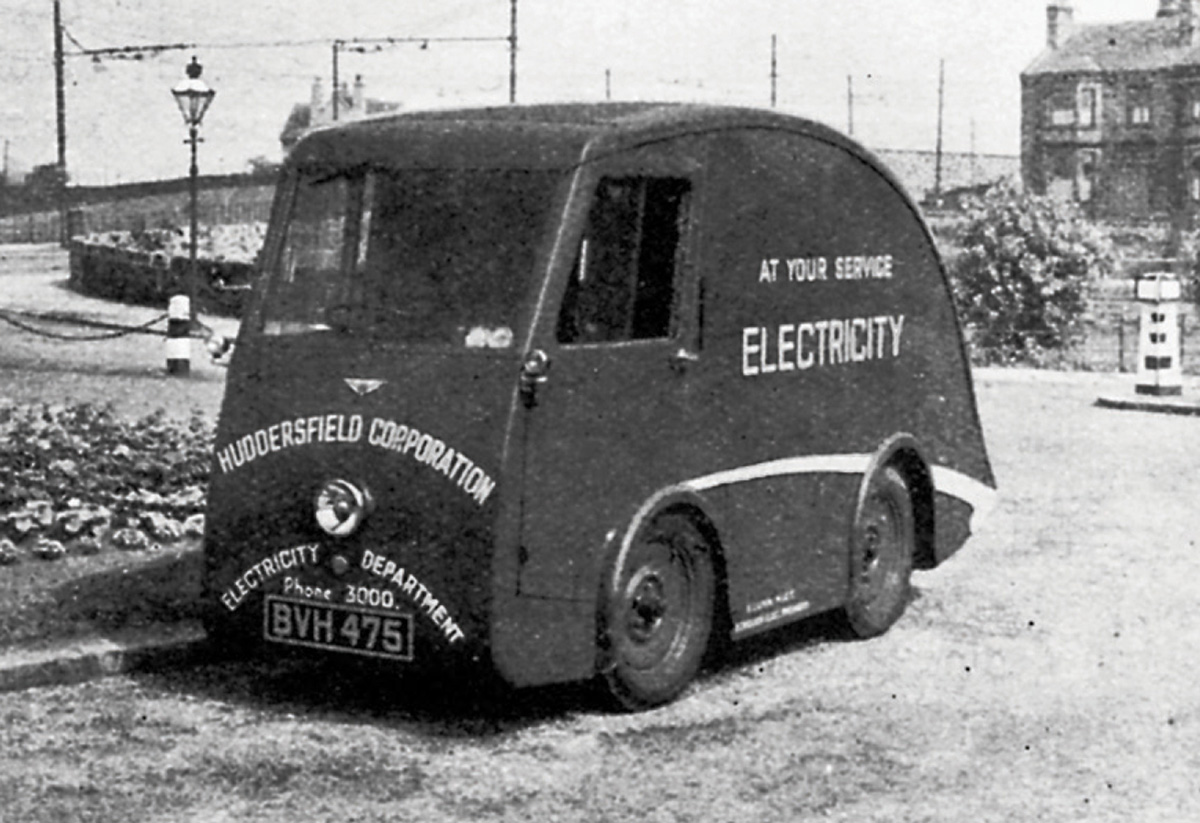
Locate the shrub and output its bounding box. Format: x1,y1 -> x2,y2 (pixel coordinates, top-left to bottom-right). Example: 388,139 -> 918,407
1179,231 -> 1200,309
948,183 -> 1114,364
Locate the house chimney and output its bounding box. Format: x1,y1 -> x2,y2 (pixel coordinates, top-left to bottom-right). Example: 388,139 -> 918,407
1047,3 -> 1075,49
1182,0 -> 1198,44
1159,0 -> 1181,17
353,75 -> 365,119
310,76 -> 325,119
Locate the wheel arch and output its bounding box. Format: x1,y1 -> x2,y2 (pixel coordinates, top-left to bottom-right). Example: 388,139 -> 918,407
860,433 -> 936,570
598,486 -> 732,671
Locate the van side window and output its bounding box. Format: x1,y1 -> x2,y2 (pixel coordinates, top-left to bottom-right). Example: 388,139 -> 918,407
556,176 -> 690,344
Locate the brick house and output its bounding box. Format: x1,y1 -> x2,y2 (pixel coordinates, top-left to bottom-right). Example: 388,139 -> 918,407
1022,0 -> 1200,219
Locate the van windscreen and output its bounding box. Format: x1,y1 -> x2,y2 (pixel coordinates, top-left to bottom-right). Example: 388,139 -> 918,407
262,167 -> 563,346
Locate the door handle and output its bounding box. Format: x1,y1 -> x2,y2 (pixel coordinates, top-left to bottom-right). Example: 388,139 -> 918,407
670,347 -> 700,371
520,348 -> 551,407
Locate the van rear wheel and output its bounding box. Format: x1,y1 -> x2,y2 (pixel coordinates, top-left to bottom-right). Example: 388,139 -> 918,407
599,513 -> 715,710
844,465 -> 915,638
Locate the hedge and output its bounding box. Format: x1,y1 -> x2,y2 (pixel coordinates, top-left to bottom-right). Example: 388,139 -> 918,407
66,226 -> 264,318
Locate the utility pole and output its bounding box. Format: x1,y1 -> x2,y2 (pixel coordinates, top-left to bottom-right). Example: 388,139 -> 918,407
847,74 -> 854,136
509,0 -> 518,103
605,68 -> 611,101
53,0 -> 68,242
934,58 -> 945,202
770,34 -> 777,108
331,41 -> 340,121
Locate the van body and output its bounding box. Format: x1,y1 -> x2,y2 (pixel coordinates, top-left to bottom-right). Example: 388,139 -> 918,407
204,103 -> 996,708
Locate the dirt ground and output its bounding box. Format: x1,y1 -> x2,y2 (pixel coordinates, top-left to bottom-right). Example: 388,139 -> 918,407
0,368 -> 1196,822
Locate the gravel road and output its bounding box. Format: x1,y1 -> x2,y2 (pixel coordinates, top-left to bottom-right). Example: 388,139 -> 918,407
1,369 -> 1197,822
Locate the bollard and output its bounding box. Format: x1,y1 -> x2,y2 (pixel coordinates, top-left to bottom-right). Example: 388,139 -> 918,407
166,294 -> 192,376
1134,273 -> 1183,396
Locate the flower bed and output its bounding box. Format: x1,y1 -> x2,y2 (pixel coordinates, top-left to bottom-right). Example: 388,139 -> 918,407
67,223 -> 266,317
0,403 -> 213,567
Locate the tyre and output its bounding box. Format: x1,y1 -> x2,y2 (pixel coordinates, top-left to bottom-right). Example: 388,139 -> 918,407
844,465 -> 915,638
598,512 -> 716,710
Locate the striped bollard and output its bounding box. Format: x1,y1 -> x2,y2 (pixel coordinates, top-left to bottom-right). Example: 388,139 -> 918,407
1134,273 -> 1183,397
166,294 -> 192,376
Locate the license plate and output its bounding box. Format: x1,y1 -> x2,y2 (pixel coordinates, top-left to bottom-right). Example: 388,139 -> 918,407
263,595 -> 414,661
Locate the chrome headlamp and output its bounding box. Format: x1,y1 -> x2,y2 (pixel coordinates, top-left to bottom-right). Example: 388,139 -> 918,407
314,479 -> 373,537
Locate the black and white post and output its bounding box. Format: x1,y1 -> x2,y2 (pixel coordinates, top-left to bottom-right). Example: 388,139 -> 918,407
168,56 -> 215,376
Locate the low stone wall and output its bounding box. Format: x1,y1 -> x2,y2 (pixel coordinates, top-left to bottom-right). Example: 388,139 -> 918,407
67,241 -> 252,318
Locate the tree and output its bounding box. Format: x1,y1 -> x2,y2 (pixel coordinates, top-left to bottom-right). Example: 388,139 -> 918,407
948,182 -> 1113,364
245,156 -> 281,180
23,163 -> 67,209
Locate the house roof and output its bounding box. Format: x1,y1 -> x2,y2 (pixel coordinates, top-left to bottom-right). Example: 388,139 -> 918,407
1024,16 -> 1200,75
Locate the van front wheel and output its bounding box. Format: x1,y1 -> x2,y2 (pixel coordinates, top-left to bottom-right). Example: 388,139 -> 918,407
599,513 -> 715,710
844,465 -> 915,638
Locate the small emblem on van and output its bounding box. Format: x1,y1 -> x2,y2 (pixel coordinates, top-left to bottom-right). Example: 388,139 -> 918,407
345,378 -> 385,396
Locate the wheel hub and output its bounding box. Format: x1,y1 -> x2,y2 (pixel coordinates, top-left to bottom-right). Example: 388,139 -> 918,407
627,573 -> 667,641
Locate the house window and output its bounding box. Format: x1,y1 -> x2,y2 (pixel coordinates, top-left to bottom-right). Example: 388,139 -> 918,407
1045,89 -> 1075,126
556,176 -> 691,344
1190,155 -> 1200,201
1050,105 -> 1075,127
1128,90 -> 1151,126
1077,150 -> 1099,203
1190,98 -> 1200,122
1078,86 -> 1099,128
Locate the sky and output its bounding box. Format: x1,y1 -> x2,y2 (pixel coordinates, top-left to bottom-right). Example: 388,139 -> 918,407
0,1 -> 1170,185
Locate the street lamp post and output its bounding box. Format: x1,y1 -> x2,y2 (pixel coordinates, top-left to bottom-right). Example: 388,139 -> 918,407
168,56 -> 215,376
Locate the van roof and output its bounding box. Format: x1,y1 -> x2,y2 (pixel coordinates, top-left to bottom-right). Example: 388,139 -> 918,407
289,102 -> 905,192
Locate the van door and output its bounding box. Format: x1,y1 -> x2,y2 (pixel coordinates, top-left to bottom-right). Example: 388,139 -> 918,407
517,150 -> 704,600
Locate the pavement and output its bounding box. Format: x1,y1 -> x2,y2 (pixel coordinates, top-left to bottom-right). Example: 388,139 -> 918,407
0,622 -> 210,693
1095,389 -> 1200,416
2,243 -> 1200,693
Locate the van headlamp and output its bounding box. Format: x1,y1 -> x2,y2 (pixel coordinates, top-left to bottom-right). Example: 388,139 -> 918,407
315,479 -> 373,537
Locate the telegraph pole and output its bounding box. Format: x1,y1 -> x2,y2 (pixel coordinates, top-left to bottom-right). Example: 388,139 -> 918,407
509,0 -> 518,103
770,34 -> 777,108
53,0 -> 69,241
934,58 -> 945,202
331,40 -> 341,121
847,74 -> 854,136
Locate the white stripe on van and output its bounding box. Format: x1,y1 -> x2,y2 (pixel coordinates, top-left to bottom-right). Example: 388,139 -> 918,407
613,455 -> 996,605
929,465 -> 998,524
683,454 -> 874,491
681,454 -> 997,519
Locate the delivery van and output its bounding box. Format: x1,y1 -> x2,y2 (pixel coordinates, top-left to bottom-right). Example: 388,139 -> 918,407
203,102 -> 996,709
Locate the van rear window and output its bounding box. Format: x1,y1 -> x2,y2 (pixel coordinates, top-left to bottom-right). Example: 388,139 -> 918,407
262,167 -> 563,346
